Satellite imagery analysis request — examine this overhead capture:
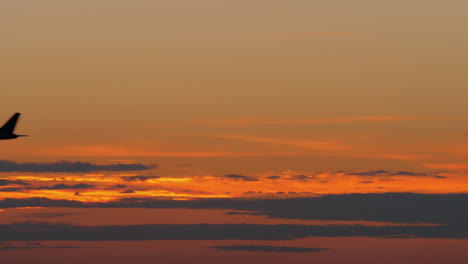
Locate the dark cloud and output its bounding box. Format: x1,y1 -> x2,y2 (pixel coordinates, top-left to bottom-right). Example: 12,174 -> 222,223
391,171 -> 421,176
350,170 -> 446,178
0,187 -> 24,192
2,193 -> 468,225
211,193 -> 468,225
24,213 -> 82,219
121,189 -> 136,194
0,160 -> 155,173
121,176 -> 159,182
359,181 -> 374,184
0,179 -> 30,186
225,212 -> 266,216
109,184 -> 128,189
290,175 -> 318,181
263,170 -> 447,181
0,242 -> 80,251
351,170 -> 390,176
210,245 -> 330,253
38,184 -> 95,190
224,174 -> 259,181
391,171 -> 446,178
0,197 -> 86,208
1,221 -> 467,241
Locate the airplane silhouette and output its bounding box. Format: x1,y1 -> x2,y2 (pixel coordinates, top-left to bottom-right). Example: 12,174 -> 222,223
0,113 -> 28,140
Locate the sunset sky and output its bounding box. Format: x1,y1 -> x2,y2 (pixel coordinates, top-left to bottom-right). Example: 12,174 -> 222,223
1,1 -> 468,263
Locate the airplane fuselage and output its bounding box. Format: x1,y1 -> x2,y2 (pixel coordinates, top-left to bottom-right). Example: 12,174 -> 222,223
0,133 -> 19,140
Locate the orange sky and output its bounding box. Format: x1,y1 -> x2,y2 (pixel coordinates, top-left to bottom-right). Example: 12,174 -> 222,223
1,0 -> 468,200
2,3 -> 468,263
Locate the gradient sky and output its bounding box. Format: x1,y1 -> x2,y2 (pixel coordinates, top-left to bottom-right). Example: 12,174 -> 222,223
1,1 -> 468,263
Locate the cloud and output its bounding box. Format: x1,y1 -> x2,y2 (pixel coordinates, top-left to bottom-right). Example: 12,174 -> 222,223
109,184 -> 129,189
351,170 -> 390,176
0,197 -> 85,208
0,221 -> 466,241
424,164 -> 468,171
24,213 -> 82,219
38,146 -> 227,158
210,134 -> 352,151
121,176 -> 159,182
288,175 -> 318,181
225,212 -> 266,216
350,170 -> 445,178
359,181 -> 374,184
38,184 -> 95,190
269,31 -> 361,40
0,187 -> 24,192
2,193 -> 468,225
210,245 -> 330,253
0,242 -> 80,251
0,179 -> 30,186
157,116 -> 456,128
224,174 -> 259,182
0,160 -> 155,173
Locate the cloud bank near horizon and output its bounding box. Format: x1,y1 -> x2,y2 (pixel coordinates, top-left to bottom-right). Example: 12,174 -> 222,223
0,160 -> 156,173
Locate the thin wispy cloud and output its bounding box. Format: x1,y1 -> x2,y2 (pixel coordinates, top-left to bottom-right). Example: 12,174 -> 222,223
272,31 -> 361,39
24,144 -> 360,158
155,116 -> 457,128
24,212 -> 82,219
211,245 -> 330,253
36,146 -> 228,158
208,134 -> 353,151
256,31 -> 364,42
121,176 -> 160,182
423,163 -> 468,171
37,184 -> 95,190
0,242 -> 80,251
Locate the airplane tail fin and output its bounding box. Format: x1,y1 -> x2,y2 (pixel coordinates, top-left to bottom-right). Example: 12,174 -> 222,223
0,113 -> 21,134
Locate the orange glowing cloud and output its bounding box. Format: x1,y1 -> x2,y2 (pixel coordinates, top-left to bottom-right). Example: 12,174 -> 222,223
33,145 -> 228,158
20,143 -> 360,159
1,168 -> 467,204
